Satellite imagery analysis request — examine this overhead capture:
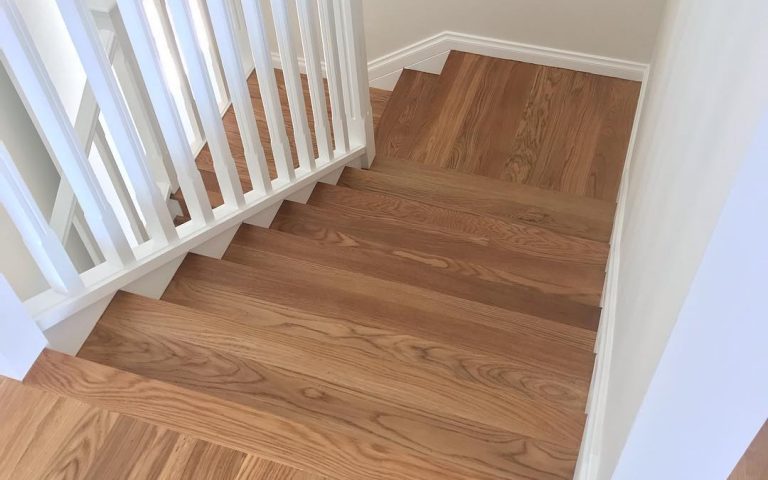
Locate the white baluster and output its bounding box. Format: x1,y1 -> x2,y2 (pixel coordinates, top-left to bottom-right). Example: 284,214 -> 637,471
332,0 -> 352,126
206,0 -> 271,195
108,5 -> 179,193
336,0 -> 374,166
239,0 -> 295,181
0,1 -> 134,266
55,0 -> 179,243
148,0 -> 203,145
115,0 -> 214,226
192,0 -> 229,107
297,0 -> 333,164
0,144 -> 84,294
271,0 -> 315,171
166,0 -> 245,208
93,123 -> 149,244
317,0 -> 349,153
0,275 -> 48,381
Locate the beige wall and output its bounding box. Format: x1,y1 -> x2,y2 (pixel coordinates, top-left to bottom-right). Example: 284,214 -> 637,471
361,0 -> 667,62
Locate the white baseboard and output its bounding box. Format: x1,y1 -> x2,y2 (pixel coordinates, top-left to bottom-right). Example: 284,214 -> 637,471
367,31 -> 649,90
574,68 -> 650,480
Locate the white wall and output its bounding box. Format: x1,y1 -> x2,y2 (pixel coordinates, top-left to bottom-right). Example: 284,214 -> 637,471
596,0 -> 768,477
361,0 -> 667,63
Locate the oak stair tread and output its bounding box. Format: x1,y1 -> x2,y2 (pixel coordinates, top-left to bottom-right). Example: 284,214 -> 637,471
269,198 -> 605,310
234,220 -> 601,336
166,253 -> 595,375
70,292 -> 582,480
308,181 -> 609,266
342,162 -> 615,242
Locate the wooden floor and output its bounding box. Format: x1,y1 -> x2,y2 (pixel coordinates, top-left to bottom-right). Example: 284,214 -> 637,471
6,52 -> 649,479
0,375 -> 324,480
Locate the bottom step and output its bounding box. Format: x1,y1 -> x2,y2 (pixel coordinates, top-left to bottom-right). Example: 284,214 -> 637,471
1,370 -> 322,479
26,349 -> 577,480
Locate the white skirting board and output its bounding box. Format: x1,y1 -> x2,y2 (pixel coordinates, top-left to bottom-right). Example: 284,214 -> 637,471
270,31 -> 648,91
367,32 -> 649,90
573,68 -> 650,480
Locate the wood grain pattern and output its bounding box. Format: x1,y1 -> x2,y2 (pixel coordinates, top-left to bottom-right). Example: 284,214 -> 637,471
234,223 -> 600,340
28,350 -> 576,480
377,51 -> 640,200
354,161 -> 614,242
375,69 -> 440,159
271,200 -> 606,308
79,301 -> 580,480
308,182 -> 609,266
193,248 -> 597,363
0,377 -> 320,480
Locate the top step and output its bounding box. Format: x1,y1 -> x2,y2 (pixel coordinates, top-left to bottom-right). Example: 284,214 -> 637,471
374,51 -> 640,202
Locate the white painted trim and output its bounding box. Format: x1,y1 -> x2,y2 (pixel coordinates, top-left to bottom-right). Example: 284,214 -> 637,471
367,31 -> 649,90
574,67 -> 650,480
26,147 -> 366,331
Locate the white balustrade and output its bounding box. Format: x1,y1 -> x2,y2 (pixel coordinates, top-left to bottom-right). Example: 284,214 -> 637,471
206,0 -> 271,194
56,0 -> 179,244
239,0 -> 296,182
270,0 -> 314,171
0,0 -> 134,267
115,0 -> 214,226
0,0 -> 374,379
166,0 -> 245,208
0,144 -> 84,294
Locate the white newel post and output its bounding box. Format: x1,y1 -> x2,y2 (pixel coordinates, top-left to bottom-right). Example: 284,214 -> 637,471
0,275 -> 47,381
337,0 -> 374,167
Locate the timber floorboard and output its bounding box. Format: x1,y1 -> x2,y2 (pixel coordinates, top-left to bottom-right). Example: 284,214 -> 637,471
377,51 -> 640,201
0,376 -> 325,480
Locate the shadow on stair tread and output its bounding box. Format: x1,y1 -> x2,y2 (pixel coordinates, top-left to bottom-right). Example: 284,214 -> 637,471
270,199 -> 605,309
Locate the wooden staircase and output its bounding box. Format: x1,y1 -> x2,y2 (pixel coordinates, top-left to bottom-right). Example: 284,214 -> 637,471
5,52 -> 641,479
